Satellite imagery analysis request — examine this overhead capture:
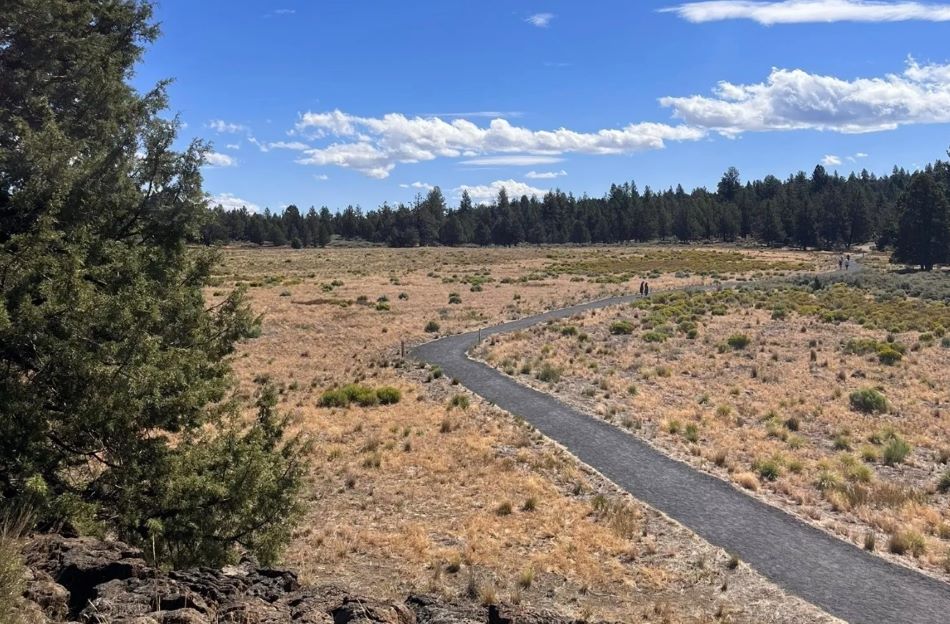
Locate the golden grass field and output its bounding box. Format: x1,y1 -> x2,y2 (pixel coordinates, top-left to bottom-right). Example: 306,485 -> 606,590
480,265 -> 950,581
209,244 -> 839,623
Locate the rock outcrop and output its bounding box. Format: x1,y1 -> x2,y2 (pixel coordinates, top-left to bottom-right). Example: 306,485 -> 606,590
18,535 -> 602,624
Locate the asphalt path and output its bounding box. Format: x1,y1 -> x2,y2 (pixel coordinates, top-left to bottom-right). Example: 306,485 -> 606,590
412,266 -> 950,623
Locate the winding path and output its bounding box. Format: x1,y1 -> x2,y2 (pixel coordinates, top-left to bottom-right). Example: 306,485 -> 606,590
412,273 -> 950,624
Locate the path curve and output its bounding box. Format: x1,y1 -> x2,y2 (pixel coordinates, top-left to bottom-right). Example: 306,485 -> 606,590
412,270 -> 950,624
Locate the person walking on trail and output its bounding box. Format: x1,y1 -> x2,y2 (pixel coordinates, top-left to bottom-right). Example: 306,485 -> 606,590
838,257 -> 843,270
644,282 -> 650,296
639,281 -> 644,296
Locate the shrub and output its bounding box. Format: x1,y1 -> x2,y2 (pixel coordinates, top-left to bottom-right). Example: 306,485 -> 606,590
0,518 -> 26,624
876,346 -> 902,365
517,567 -> 535,589
376,386 -> 402,405
609,320 -> 634,335
684,423 -> 699,443
424,320 -> 440,333
882,435 -> 912,466
495,501 -> 513,516
888,530 -> 926,557
448,292 -> 462,304
642,331 -> 667,343
536,363 -> 561,383
318,388 -> 349,408
521,497 -> 537,512
343,384 -> 380,407
448,394 -> 470,410
937,470 -> 950,493
849,388 -> 887,414
755,458 -> 782,481
727,334 -> 751,350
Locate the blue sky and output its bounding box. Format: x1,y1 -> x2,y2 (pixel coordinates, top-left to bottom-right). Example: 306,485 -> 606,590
134,1 -> 950,212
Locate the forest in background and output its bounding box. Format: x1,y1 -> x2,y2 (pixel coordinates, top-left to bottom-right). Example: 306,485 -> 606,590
203,157 -> 950,269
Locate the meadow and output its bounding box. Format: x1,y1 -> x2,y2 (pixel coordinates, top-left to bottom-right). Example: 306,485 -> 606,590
480,264 -> 950,580
211,244 -> 834,623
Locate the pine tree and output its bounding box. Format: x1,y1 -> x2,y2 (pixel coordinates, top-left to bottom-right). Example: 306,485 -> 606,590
0,0 -> 304,567
893,171 -> 950,270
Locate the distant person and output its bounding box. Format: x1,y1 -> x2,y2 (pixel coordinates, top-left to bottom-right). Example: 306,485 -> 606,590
639,281 -> 645,296
838,257 -> 843,270
644,282 -> 650,296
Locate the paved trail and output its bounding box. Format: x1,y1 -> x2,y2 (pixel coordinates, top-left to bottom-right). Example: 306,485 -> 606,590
412,272 -> 950,624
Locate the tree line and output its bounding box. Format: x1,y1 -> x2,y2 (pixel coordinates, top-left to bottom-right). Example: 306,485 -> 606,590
203,157 -> 950,268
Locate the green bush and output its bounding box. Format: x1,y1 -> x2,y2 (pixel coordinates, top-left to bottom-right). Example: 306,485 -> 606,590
876,346 -> 903,365
318,388 -> 349,408
642,330 -> 667,343
609,320 -> 634,335
882,435 -> 912,466
537,363 -> 561,383
321,384 -> 398,408
727,334 -> 751,350
449,394 -> 470,410
849,388 -> 887,414
376,386 -> 402,405
424,320 -> 441,333
755,458 -> 782,481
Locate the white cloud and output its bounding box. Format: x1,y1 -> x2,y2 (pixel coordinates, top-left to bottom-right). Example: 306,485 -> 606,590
855,151 -> 869,158
246,137 -> 310,153
662,1 -> 950,24
846,151 -> 870,162
821,154 -> 842,166
526,12 -> 556,27
660,58 -> 950,135
525,169 -> 568,179
225,143 -> 241,150
315,174 -> 329,181
455,179 -> 549,204
204,152 -> 237,167
294,111 -> 702,177
461,155 -> 566,167
208,119 -> 247,133
399,181 -> 435,191
208,192 -> 260,212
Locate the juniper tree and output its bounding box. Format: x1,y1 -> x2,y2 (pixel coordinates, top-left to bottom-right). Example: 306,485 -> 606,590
0,0 -> 305,567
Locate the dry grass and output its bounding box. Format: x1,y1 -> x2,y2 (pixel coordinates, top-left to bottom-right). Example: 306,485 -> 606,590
213,244 -> 835,623
481,277 -> 950,580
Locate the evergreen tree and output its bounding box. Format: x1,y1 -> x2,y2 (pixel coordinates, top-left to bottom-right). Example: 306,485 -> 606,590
0,0 -> 304,566
893,171 -> 950,270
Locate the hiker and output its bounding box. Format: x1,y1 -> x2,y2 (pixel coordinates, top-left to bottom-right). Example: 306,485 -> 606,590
644,282 -> 650,296
838,257 -> 843,270
639,281 -> 645,296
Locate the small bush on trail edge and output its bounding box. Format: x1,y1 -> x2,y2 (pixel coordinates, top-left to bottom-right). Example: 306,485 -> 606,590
448,292 -> 462,304
537,363 -> 561,383
448,394 -> 470,410
319,384 -> 400,408
609,320 -> 634,335
425,320 -> 440,333
888,530 -> 926,557
727,334 -> 751,350
754,458 -> 782,481
849,388 -> 887,414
